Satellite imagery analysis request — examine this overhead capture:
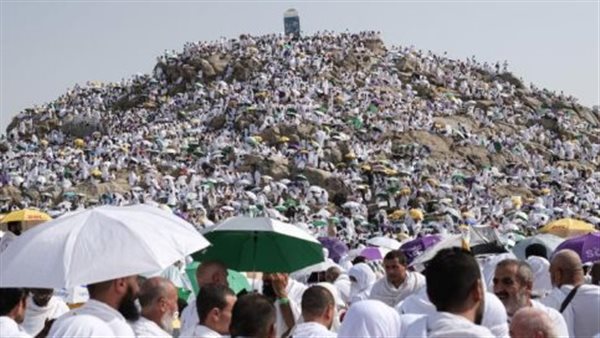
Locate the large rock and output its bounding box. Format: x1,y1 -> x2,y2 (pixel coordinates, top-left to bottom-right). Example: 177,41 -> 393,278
242,154 -> 290,180
0,186 -> 22,203
522,96 -> 542,111
454,145 -> 491,168
302,167 -> 351,199
199,59 -> 216,77
496,72 -> 524,89
208,54 -> 229,74
476,100 -> 495,110
396,54 -> 419,73
207,115 -> 226,130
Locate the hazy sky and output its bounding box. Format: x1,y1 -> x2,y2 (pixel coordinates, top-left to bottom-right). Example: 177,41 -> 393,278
1,1 -> 599,133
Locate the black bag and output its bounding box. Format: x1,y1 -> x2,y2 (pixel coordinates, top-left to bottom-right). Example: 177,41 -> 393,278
559,285 -> 581,313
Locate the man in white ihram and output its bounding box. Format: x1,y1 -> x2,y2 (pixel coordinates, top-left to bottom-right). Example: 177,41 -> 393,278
48,275 -> 140,337
541,249 -> 600,338
131,277 -> 179,337
369,250 -> 425,307
22,288 -> 69,336
402,248 -> 493,338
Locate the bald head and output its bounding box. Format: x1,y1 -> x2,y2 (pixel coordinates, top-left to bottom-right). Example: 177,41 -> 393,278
510,307 -> 557,338
325,266 -> 342,283
196,261 -> 228,287
138,277 -> 176,308
138,277 -> 179,332
550,249 -> 584,287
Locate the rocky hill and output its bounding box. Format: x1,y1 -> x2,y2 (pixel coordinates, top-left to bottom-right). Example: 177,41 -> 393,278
2,32 -> 599,229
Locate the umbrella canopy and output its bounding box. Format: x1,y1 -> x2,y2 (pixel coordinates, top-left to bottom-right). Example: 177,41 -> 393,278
540,218 -> 596,238
360,246 -> 390,261
193,217 -> 324,273
512,233 -> 564,260
554,232 -> 600,263
410,235 -> 464,269
366,236 -> 402,251
400,235 -> 442,264
1,209 -> 51,223
318,237 -> 349,263
0,205 -> 210,288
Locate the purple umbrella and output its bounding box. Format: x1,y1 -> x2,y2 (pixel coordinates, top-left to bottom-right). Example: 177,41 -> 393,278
554,232 -> 600,263
359,246 -> 390,261
318,237 -> 349,263
400,235 -> 442,264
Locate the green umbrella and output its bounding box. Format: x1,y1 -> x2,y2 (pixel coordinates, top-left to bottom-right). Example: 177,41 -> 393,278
185,262 -> 251,295
312,220 -> 327,228
193,217 -> 324,273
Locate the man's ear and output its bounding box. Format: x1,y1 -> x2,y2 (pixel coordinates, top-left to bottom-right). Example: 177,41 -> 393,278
209,307 -> 221,321
114,278 -> 128,295
472,279 -> 484,303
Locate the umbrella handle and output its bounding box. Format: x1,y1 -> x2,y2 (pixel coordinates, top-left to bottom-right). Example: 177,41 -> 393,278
251,231 -> 258,291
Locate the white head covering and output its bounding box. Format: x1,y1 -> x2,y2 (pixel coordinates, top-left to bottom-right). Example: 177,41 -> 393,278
526,256 -> 553,297
348,263 -> 376,303
338,300 -> 402,337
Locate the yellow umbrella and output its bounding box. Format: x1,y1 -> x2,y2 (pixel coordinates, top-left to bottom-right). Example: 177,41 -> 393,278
511,196 -> 523,209
74,138 -> 85,148
409,209 -> 424,221
278,136 -> 290,143
1,209 -> 51,223
388,209 -> 406,221
540,218 -> 596,238
399,187 -> 411,196
345,153 -> 356,160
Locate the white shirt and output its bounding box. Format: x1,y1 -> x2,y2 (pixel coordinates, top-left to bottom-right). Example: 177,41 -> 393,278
530,300 -> 569,338
131,316 -> 172,337
22,295 -> 69,336
541,284 -> 600,338
180,297 -> 199,333
338,300 -> 402,338
397,288 -> 509,338
370,271 -> 426,307
333,275 -> 351,304
291,322 -> 335,338
47,314 -> 113,338
0,316 -> 31,338
49,299 -> 136,337
179,324 -> 222,338
426,312 -> 494,338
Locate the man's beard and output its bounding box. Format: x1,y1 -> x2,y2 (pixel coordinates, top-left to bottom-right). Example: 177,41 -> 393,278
160,311 -> 175,334
474,299 -> 485,325
118,286 -> 140,321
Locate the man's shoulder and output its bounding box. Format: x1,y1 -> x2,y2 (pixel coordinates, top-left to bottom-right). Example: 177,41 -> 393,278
369,277 -> 387,293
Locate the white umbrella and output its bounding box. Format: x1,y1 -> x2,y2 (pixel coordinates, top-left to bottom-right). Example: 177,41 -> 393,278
0,205 -> 210,288
366,236 -> 402,250
342,201 -> 361,209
